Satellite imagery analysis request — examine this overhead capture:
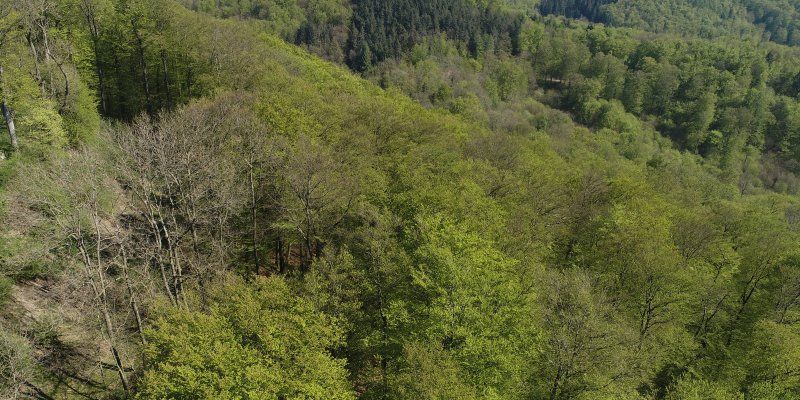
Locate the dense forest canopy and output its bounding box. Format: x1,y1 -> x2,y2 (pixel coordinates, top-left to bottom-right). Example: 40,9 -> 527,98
539,0 -> 800,47
1,0 -> 800,399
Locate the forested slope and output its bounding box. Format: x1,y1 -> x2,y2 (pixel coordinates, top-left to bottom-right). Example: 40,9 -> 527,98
539,0 -> 800,47
0,0 -> 799,399
175,0 -> 800,190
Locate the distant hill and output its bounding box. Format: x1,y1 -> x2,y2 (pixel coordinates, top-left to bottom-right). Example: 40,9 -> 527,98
540,0 -> 800,46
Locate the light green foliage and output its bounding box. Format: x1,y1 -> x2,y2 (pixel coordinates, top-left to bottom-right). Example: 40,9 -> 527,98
683,87 -> 718,151
0,41 -> 67,150
586,52 -> 627,99
1,0 -> 107,150
599,0 -> 800,48
742,320 -> 800,395
534,29 -> 591,81
602,0 -> 757,41
182,0 -> 351,60
138,277 -> 354,400
13,99 -> 68,148
391,342 -> 478,399
488,56 -> 529,101
301,250 -> 365,327
61,77 -> 100,144
192,0 -> 305,38
411,215 -> 534,396
518,19 -> 545,54
666,377 -> 744,400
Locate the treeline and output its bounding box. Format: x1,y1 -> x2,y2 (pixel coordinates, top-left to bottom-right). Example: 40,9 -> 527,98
181,0 -> 542,69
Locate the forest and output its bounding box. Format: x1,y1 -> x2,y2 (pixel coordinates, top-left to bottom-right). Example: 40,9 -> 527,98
1,0 -> 800,399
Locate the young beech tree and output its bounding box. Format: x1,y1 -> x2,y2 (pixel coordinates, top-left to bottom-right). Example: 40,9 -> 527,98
389,342 -> 477,400
741,320 -> 800,396
535,269 -> 638,400
137,277 -> 354,400
229,97 -> 272,275
409,214 -> 535,397
772,255 -> 800,324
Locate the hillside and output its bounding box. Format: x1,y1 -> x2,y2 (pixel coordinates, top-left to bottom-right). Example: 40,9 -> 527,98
175,0 -> 800,191
540,0 -> 800,47
1,0 -> 799,399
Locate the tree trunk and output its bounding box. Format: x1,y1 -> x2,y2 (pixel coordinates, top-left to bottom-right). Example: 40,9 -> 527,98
161,49 -> 172,108
103,308 -> 130,394
91,212 -> 130,393
1,102 -> 17,150
249,164 -> 259,275
275,237 -> 286,274
76,237 -> 129,394
54,60 -> 70,111
82,0 -> 107,114
25,35 -> 44,92
0,67 -> 18,150
301,217 -> 313,272
137,190 -> 178,306
120,247 -> 146,344
131,21 -> 152,115
158,210 -> 185,307
23,380 -> 57,400
549,365 -> 563,400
